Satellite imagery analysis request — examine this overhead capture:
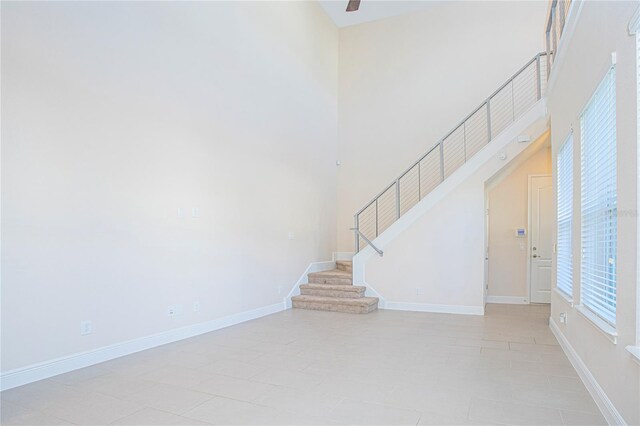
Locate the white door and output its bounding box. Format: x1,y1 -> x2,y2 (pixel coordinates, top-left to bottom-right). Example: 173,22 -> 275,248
530,175 -> 553,303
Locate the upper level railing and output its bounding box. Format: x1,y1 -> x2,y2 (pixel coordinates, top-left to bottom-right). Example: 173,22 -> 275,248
353,52 -> 548,253
545,0 -> 572,78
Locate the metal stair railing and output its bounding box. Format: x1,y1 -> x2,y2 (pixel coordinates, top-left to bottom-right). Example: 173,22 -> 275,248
354,52 -> 548,253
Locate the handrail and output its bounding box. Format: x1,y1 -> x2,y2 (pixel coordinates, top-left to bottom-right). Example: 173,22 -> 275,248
350,228 -> 383,257
353,52 -> 548,253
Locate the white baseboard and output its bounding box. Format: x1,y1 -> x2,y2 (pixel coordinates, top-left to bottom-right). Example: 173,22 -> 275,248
0,302 -> 283,392
383,301 -> 484,315
549,318 -> 626,426
285,260 -> 335,308
486,295 -> 529,304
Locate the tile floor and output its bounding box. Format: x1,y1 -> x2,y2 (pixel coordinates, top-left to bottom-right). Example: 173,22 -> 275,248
1,304 -> 606,425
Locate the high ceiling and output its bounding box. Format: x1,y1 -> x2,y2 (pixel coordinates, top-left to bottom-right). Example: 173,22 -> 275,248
318,0 -> 441,28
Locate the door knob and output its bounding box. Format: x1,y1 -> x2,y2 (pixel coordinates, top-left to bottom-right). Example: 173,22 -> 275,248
533,254 -> 539,258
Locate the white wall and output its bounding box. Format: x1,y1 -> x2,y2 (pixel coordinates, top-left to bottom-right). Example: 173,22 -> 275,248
487,146 -> 552,301
1,1 -> 338,372
546,2 -> 640,424
356,103 -> 550,314
336,1 -> 548,251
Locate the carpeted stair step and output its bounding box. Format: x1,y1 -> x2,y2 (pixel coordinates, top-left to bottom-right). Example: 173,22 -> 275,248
291,295 -> 378,314
308,269 -> 352,285
299,283 -> 365,298
336,260 -> 352,273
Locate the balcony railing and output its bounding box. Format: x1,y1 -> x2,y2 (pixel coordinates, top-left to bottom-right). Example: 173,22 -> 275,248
545,0 -> 572,78
354,52 -> 548,253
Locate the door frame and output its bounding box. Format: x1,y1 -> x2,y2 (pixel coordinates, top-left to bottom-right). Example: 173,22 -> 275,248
527,174 -> 552,304
483,194 -> 490,306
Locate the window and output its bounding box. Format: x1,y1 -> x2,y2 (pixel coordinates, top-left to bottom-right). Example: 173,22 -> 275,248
580,66 -> 617,326
557,134 -> 573,297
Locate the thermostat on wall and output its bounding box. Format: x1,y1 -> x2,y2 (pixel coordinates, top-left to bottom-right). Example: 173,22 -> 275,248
516,228 -> 527,238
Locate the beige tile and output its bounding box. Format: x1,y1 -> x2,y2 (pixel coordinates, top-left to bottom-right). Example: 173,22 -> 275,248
313,377 -> 396,405
139,365 -> 213,388
548,375 -> 589,393
328,399 -> 422,425
482,333 -> 536,344
41,390 -> 142,425
385,384 -> 472,418
48,365 -> 111,385
111,407 -> 211,425
1,380 -> 83,410
252,352 -> 313,371
509,342 -> 563,353
534,335 -> 560,345
1,304 -> 600,426
182,396 -> 280,425
510,360 -> 544,373
560,409 -> 608,425
126,382 -> 213,415
195,358 -> 266,380
76,372 -> 154,399
160,350 -> 218,369
481,347 -> 543,362
270,409 -> 340,425
253,385 -> 342,418
250,367 -> 325,389
541,361 -> 580,378
191,373 -> 275,402
417,411 -> 475,425
489,368 -> 551,387
455,338 -> 510,350
0,400 -> 72,425
468,397 -> 564,425
509,386 -> 601,414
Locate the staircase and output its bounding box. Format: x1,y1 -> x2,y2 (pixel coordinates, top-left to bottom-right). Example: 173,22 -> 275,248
353,52 -> 548,253
291,261 -> 379,314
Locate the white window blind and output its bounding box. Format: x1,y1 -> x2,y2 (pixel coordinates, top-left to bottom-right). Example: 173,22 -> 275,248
580,66 -> 617,326
557,135 -> 573,297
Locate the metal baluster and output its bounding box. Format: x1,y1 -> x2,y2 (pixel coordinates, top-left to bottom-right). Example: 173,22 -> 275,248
395,179 -> 401,219
463,122 -> 467,162
536,54 -> 542,100
439,142 -> 445,182
375,199 -> 379,237
354,214 -> 359,253
418,161 -> 422,200
486,100 -> 492,142
511,80 -> 515,122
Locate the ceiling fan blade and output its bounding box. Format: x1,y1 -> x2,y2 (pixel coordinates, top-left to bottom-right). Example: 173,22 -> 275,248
346,0 -> 360,12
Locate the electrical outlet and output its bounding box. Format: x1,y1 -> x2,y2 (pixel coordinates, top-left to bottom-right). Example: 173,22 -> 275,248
416,288 -> 424,296
80,320 -> 92,335
191,207 -> 200,218
287,232 -> 295,240
559,312 -> 568,324
278,285 -> 284,294
193,301 -> 200,312
168,305 -> 176,317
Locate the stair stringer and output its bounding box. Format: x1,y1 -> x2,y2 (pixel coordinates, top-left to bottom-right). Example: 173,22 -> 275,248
353,99 -> 549,313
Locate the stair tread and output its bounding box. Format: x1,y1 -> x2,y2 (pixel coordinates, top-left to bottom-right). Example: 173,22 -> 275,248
292,295 -> 378,306
300,283 -> 364,291
308,269 -> 351,278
